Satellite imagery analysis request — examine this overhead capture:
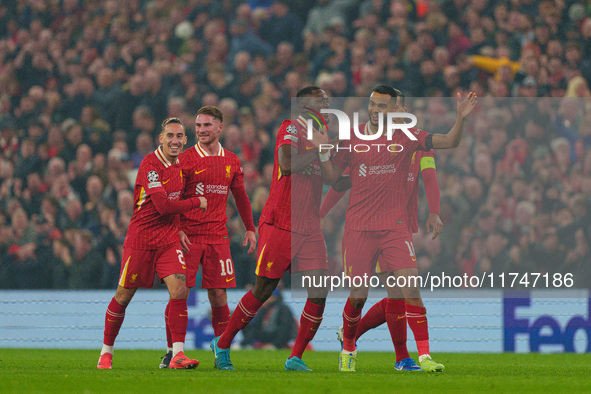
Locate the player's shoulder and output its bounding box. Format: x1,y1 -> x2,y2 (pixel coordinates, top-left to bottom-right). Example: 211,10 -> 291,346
179,145 -> 199,166
138,150 -> 160,168
409,127 -> 428,136
179,146 -> 195,159
223,148 -> 242,164
279,119 -> 299,134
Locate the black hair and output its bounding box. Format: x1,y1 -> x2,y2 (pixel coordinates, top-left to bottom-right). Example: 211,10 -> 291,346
297,86 -> 322,97
372,85 -> 399,98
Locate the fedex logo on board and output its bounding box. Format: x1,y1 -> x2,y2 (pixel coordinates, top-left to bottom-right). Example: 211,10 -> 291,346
504,294 -> 590,353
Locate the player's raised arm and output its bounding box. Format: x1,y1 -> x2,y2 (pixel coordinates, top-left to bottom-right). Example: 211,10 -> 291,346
431,92 -> 478,149
319,165 -> 351,218
309,133 -> 346,185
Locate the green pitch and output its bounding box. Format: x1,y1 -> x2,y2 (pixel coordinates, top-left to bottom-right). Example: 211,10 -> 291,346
1,349 -> 590,393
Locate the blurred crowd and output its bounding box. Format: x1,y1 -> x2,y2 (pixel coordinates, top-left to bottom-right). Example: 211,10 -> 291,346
0,0 -> 590,290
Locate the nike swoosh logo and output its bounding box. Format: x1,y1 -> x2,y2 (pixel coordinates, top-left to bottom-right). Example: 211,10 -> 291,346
107,319 -> 117,322
305,146 -> 315,150
226,277 -> 234,282
242,319 -> 249,323
417,320 -> 427,324
195,169 -> 206,175
180,314 -> 188,317
162,179 -> 170,185
347,324 -> 356,327
397,315 -> 406,320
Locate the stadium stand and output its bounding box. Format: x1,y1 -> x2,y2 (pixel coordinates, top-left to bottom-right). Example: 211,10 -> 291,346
0,0 -> 590,289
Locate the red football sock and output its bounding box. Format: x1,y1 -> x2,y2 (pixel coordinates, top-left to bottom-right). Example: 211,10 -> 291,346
211,304 -> 231,337
218,290 -> 262,349
165,302 -> 172,348
290,299 -> 325,359
356,298 -> 387,340
167,299 -> 188,345
406,303 -> 430,357
385,299 -> 410,362
342,298 -> 363,352
103,297 -> 126,346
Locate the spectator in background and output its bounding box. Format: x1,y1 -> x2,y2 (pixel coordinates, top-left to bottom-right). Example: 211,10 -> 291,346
259,1 -> 303,51
1,0 -> 591,290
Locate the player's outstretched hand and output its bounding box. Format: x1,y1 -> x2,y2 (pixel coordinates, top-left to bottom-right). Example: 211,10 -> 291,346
426,213 -> 444,240
308,127 -> 330,150
457,91 -> 477,120
179,230 -> 191,253
243,230 -> 257,254
198,196 -> 207,211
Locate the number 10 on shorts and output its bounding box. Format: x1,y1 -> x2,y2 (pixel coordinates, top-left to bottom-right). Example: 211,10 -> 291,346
219,259 -> 234,276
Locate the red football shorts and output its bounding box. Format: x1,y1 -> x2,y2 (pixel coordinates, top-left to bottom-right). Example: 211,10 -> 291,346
118,243 -> 187,288
255,223 -> 327,279
184,239 -> 235,289
342,229 -> 416,278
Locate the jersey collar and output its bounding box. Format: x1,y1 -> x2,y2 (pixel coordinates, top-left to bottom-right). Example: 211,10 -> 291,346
296,115 -> 308,130
195,142 -> 224,158
155,146 -> 177,168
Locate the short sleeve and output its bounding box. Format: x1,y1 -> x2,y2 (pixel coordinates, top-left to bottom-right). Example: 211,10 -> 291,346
277,120 -> 299,149
411,128 -> 432,151
137,161 -> 164,196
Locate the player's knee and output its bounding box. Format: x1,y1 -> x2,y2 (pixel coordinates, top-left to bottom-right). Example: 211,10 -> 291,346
252,286 -> 272,303
208,288 -> 227,307
307,286 -> 328,300
404,297 -> 423,307
348,298 -> 366,308
114,287 -> 135,306
166,275 -> 188,299
307,297 -> 326,306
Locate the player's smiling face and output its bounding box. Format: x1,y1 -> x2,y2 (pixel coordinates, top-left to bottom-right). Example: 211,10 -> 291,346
195,114 -> 223,145
301,89 -> 331,125
160,122 -> 187,161
368,92 -> 399,128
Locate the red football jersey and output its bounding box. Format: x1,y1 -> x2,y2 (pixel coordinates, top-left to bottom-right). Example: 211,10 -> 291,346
180,142 -> 250,244
259,117 -> 324,234
332,123 -> 431,232
124,147 -> 185,250
405,150 -> 435,233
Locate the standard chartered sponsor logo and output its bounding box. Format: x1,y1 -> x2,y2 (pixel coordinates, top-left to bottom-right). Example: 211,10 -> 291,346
359,163 -> 396,176
167,191 -> 181,200
195,182 -> 204,195
303,164 -> 321,176
369,164 -> 396,175
206,184 -> 229,194
359,163 -> 367,177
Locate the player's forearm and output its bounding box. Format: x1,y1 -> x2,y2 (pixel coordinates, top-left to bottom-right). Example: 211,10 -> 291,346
152,193 -> 201,215
231,186 -> 256,232
319,186 -> 347,218
432,117 -> 465,149
421,168 -> 440,214
333,175 -> 351,193
317,159 -> 343,185
281,149 -> 319,176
